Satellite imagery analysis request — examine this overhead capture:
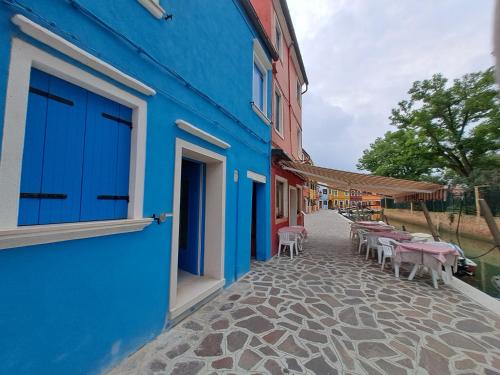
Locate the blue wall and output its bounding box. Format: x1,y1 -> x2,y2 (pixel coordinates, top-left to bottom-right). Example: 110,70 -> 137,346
0,1 -> 272,374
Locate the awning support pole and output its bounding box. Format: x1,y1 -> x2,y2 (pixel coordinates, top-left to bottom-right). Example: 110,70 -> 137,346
420,200 -> 440,241
479,199 -> 500,248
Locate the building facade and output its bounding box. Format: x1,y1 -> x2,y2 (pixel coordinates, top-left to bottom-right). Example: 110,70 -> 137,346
362,192 -> 383,210
251,0 -> 309,254
0,1 -> 276,374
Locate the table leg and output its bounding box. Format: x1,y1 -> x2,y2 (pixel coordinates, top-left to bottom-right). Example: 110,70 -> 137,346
395,264 -> 400,278
431,269 -> 439,289
408,264 -> 419,281
443,265 -> 453,284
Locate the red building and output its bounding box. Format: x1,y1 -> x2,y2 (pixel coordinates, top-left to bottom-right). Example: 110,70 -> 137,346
251,0 -> 309,254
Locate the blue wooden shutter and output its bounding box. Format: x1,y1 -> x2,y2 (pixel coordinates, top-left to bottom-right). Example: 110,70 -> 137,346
18,69 -> 87,225
80,93 -> 131,221
18,70 -> 49,225
38,72 -> 88,224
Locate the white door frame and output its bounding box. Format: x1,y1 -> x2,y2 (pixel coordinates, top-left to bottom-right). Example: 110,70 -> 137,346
169,139 -> 226,313
289,186 -> 297,226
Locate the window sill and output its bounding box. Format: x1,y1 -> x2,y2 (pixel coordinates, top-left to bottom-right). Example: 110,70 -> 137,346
137,0 -> 166,19
0,218 -> 154,250
273,127 -> 285,140
251,103 -> 271,125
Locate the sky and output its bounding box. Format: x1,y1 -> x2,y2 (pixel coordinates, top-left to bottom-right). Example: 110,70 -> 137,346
287,0 -> 495,172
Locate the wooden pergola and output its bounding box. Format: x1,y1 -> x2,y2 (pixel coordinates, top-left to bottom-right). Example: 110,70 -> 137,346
282,161 -> 500,246
281,161 -> 445,199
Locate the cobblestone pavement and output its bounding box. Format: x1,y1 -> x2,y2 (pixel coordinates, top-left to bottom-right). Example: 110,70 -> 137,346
109,210 -> 500,375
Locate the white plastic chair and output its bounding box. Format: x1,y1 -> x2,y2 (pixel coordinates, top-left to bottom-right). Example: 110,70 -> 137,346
377,237 -> 394,271
357,229 -> 369,254
365,234 -> 379,260
278,231 -> 298,259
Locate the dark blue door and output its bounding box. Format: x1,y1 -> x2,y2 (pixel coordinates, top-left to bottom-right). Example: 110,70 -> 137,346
178,159 -> 205,275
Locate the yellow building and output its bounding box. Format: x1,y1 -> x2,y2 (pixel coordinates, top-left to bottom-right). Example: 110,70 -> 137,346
328,188 -> 350,209
361,192 -> 383,210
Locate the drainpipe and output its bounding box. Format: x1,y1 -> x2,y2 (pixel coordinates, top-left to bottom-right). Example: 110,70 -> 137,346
287,41 -> 293,157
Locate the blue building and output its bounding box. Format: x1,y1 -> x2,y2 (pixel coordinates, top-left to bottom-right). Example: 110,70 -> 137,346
0,1 -> 277,374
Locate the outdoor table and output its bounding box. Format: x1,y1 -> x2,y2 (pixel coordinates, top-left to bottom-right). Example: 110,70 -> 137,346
278,226 -> 307,251
394,242 -> 459,288
359,225 -> 393,232
366,231 -> 413,263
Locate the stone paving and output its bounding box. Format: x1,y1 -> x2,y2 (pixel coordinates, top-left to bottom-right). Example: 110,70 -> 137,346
109,210 -> 500,375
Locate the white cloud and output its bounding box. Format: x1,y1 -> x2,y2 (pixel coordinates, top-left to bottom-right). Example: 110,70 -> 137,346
287,0 -> 495,171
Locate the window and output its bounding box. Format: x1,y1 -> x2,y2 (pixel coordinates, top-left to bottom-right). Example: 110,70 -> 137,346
276,181 -> 285,219
253,62 -> 264,111
274,88 -> 283,134
18,69 -> 131,225
334,190 -> 338,196
323,189 -> 327,194
275,17 -> 282,59
252,40 -> 271,122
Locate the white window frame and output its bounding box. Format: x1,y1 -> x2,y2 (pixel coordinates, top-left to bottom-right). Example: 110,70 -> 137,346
275,175 -> 288,222
252,40 -> 271,125
137,0 -> 166,19
274,84 -> 284,138
274,15 -> 283,60
0,38 -> 151,250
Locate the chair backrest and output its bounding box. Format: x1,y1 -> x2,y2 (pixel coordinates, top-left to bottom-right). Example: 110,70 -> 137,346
367,234 -> 379,247
356,229 -> 368,240
279,231 -> 296,242
380,244 -> 393,255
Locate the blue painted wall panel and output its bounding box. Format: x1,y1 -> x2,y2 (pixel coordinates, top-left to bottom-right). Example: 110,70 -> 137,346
0,1 -> 273,374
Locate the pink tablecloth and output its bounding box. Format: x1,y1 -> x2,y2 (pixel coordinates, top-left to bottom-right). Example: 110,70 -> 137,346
357,221 -> 380,225
279,226 -> 307,238
395,242 -> 459,264
370,231 -> 412,242
359,225 -> 392,232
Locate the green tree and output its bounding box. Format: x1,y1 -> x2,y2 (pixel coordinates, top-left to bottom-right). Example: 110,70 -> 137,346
358,67 -> 500,186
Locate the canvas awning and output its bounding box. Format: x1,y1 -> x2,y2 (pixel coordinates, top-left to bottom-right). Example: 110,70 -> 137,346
281,161 -> 445,200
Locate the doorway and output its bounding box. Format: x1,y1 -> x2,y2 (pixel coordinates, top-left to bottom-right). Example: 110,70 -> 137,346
289,187 -> 297,226
169,139 -> 226,320
251,182 -> 257,259
178,159 -> 205,276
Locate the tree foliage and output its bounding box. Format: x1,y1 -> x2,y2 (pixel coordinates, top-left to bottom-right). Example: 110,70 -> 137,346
358,67 -> 500,186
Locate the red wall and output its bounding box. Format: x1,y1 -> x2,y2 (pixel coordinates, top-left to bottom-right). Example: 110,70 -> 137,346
271,160 -> 305,255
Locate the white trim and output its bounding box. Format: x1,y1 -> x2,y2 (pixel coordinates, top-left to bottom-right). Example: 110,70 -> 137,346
253,39 -> 272,71
169,139 -> 226,318
275,175 -> 288,220
169,278 -> 225,320
251,103 -> 271,125
273,15 -> 283,61
11,14 -> 156,96
176,119 -> 231,149
0,219 -> 153,250
289,186 -> 298,226
247,171 -> 266,184
252,39 -> 270,119
0,38 -> 147,231
137,0 -> 166,19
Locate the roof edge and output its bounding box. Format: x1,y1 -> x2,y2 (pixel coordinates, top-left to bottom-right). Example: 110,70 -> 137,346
279,0 -> 309,85
239,0 -> 280,61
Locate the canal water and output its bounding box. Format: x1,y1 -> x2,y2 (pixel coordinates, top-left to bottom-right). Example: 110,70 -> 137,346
388,218 -> 500,299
